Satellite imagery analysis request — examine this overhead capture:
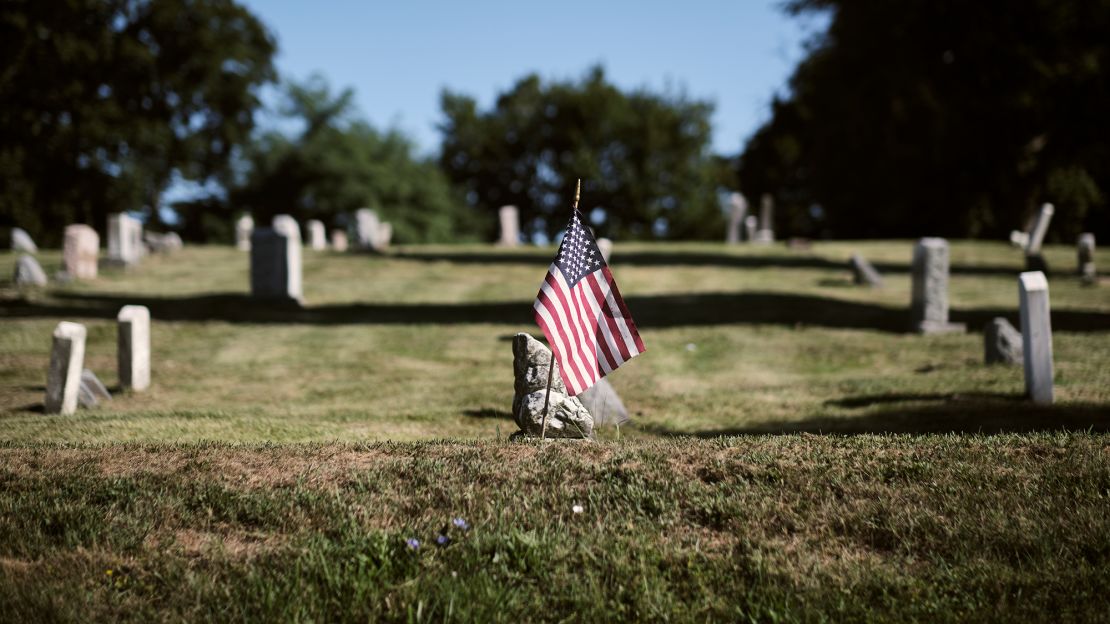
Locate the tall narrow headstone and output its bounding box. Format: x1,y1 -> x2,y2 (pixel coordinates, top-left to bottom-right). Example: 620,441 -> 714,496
1077,233 -> 1096,284
744,215 -> 758,243
498,205 -> 520,247
1025,203 -> 1054,271
910,238 -> 965,334
272,215 -> 301,243
117,305 -> 151,391
1018,271 -> 1053,404
62,224 -> 99,279
11,227 -> 37,253
108,213 -> 144,266
307,220 -> 327,251
725,193 -> 747,244
596,238 -> 613,264
754,194 -> 775,244
44,321 -> 86,415
353,208 -> 380,250
250,227 -> 302,303
331,230 -> 349,252
236,215 -> 254,251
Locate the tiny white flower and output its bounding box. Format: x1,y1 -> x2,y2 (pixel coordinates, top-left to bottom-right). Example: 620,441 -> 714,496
572,504 -> 584,514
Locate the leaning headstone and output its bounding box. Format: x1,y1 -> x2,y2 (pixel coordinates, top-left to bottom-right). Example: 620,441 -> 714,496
725,193 -> 747,244
753,194 -> 774,244
307,220 -> 327,251
353,208 -> 380,250
331,230 -> 349,252
62,224 -> 99,280
1077,233 -> 1096,285
250,227 -> 302,303
118,305 -> 151,391
511,333 -> 593,438
910,238 -> 965,334
744,215 -> 758,243
596,238 -> 613,264
1025,203 -> 1054,272
984,317 -> 1022,365
236,215 -> 254,251
13,254 -> 47,286
44,321 -> 87,415
577,378 -> 629,426
144,231 -> 182,254
1018,271 -> 1054,404
11,227 -> 37,253
849,253 -> 883,287
107,213 -> 144,266
498,205 -> 520,247
78,369 -> 112,409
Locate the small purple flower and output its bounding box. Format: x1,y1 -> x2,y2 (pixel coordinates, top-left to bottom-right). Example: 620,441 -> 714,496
452,517 -> 470,531
405,538 -> 420,550
436,534 -> 451,547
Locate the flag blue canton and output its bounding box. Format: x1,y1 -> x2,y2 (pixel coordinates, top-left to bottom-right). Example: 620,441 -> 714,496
555,210 -> 605,288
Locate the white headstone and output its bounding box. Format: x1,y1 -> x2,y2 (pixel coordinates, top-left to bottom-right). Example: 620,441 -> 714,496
353,208 -> 380,250
1077,233 -> 1096,283
1026,203 -> 1054,254
1018,271 -> 1054,404
236,215 -> 254,251
117,305 -> 151,392
108,213 -> 144,266
307,220 -> 327,250
754,194 -> 775,244
272,215 -> 301,243
725,193 -> 747,244
498,205 -> 520,247
744,215 -> 757,242
596,238 -> 613,264
11,227 -> 37,253
331,230 -> 349,252
63,224 -> 99,279
250,227 -> 302,303
911,238 -> 965,334
44,321 -> 87,415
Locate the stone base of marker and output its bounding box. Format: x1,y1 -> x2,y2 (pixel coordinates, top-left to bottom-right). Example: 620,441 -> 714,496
849,254 -> 882,287
14,254 -> 47,286
45,322 -> 87,415
984,318 -> 1022,365
511,333 -> 593,439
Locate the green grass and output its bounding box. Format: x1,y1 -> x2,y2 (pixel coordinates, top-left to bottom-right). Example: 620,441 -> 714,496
1,240 -> 1109,621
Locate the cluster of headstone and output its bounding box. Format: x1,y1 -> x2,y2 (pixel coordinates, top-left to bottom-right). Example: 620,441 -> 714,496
353,208 -> 393,251
723,192 -> 776,245
44,305 -> 151,415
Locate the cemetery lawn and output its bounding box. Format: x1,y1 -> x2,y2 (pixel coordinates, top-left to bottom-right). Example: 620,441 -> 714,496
2,241 -> 1109,621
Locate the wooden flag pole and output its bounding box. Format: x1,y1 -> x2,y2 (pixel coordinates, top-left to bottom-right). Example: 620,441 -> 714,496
540,179 -> 582,440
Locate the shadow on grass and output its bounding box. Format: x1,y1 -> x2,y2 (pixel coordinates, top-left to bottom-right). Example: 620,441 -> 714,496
641,393 -> 1110,436
4,291 -> 1110,332
463,409 -> 513,420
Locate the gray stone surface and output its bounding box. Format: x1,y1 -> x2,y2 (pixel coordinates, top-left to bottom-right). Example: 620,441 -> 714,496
984,317 -> 1023,365
353,208 -> 379,250
1078,233 -> 1096,284
78,369 -> 112,408
144,231 -> 182,254
236,215 -> 254,250
596,237 -> 613,264
910,238 -> 965,334
744,215 -> 757,242
511,333 -> 593,438
754,193 -> 774,243
118,305 -> 151,391
272,215 -> 301,242
725,192 -> 747,244
250,227 -> 303,303
108,213 -> 144,265
331,230 -> 349,252
63,224 -> 99,280
14,254 -> 47,286
1019,271 -> 1054,404
577,378 -> 629,426
1025,203 -> 1054,254
11,227 -> 37,253
1009,230 -> 1029,248
498,205 -> 520,247
307,220 -> 327,250
849,253 -> 883,287
45,321 -> 87,415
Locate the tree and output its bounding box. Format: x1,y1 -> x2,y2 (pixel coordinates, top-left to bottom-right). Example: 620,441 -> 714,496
0,0 -> 275,244
229,76 -> 475,244
439,66 -> 722,241
739,0 -> 1110,240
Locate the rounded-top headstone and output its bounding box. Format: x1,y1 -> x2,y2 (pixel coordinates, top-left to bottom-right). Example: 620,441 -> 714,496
11,227 -> 37,253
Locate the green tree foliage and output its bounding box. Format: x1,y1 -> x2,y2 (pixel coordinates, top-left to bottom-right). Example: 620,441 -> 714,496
0,0 -> 276,245
739,0 -> 1109,240
439,67 -> 722,241
230,76 -> 475,244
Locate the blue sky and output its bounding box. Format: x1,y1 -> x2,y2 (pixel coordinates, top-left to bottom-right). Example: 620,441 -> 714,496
238,0 -> 828,156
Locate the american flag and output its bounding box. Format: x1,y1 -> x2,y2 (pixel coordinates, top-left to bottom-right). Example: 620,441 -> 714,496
533,208 -> 645,396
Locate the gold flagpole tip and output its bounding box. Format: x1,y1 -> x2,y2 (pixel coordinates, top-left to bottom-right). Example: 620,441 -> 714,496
573,179 -> 581,210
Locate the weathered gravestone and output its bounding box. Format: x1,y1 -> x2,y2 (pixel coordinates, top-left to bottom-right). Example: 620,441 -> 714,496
910,238 -> 965,334
849,253 -> 883,287
272,215 -> 301,242
307,220 -> 327,251
596,238 -> 613,264
744,215 -> 758,243
1019,271 -> 1054,404
1077,233 -> 1096,285
250,227 -> 302,303
78,369 -> 112,409
118,305 -> 151,391
725,192 -> 748,244
577,378 -> 629,426
331,230 -> 349,252
44,321 -> 87,415
63,224 -> 99,280
984,317 -> 1022,365
107,213 -> 144,266
144,231 -> 182,254
14,254 -> 47,286
352,208 -> 392,251
498,205 -> 520,247
754,194 -> 775,244
511,333 -> 593,438
1025,203 -> 1054,272
236,215 -> 254,251
11,227 -> 37,253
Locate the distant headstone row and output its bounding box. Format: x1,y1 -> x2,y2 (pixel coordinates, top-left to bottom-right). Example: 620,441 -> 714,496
236,208 -> 391,255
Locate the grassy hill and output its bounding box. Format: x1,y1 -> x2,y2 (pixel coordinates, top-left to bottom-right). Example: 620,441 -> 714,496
1,240 -> 1109,621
